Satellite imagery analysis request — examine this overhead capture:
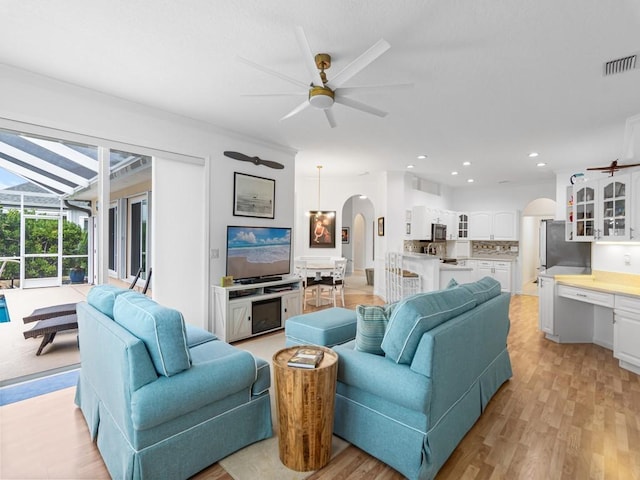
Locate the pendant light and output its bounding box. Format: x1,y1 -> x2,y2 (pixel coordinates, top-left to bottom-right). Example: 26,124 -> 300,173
307,165 -> 334,219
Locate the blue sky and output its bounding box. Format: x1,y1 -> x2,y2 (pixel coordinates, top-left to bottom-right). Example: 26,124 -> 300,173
0,167 -> 25,189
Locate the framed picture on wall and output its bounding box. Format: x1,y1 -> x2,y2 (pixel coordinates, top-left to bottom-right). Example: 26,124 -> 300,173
377,217 -> 385,236
233,172 -> 275,219
309,211 -> 336,248
341,227 -> 350,244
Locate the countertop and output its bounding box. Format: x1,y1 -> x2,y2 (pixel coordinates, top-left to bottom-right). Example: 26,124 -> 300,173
550,270 -> 640,298
439,264 -> 473,271
539,266 -> 592,277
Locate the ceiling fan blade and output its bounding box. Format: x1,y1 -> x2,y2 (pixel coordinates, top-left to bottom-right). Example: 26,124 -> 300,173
295,27 -> 325,87
324,109 -> 337,128
334,96 -> 387,118
327,38 -> 391,89
237,56 -> 308,89
337,83 -> 414,96
280,100 -> 311,121
241,92 -> 307,97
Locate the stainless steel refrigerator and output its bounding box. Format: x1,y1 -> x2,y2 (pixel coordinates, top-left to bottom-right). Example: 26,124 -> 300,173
539,220 -> 591,269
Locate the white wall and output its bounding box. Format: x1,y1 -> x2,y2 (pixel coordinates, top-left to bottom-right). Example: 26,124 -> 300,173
0,64 -> 297,327
451,181 -> 556,212
592,244 -> 640,275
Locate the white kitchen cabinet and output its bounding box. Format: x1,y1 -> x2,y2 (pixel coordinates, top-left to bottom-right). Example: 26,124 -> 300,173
538,276 -> 555,335
410,205 -> 432,240
468,211 -> 519,240
457,212 -> 469,239
614,295 -> 640,375
632,171 -> 640,240
599,174 -> 631,241
476,260 -> 511,291
443,210 -> 458,240
456,259 -> 477,280
569,174 -> 631,241
469,212 -> 492,240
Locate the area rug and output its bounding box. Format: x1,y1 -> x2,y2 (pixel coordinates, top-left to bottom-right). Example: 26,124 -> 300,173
0,369 -> 79,406
219,435 -> 349,480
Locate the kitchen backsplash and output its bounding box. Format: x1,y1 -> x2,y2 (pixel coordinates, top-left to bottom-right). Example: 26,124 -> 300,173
472,241 -> 519,258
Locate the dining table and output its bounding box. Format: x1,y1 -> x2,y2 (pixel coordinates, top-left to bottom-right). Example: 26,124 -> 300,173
305,262 -> 336,307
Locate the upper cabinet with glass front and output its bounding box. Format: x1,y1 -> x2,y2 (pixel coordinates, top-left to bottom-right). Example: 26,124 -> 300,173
457,213 -> 469,239
570,174 -> 632,241
572,180 -> 597,241
599,175 -> 630,241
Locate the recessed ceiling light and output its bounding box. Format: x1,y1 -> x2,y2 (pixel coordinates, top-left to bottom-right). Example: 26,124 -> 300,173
417,155 -> 427,159
536,162 -> 546,167
407,164 -> 415,169
451,171 -> 459,175
463,161 -> 471,166
529,152 -> 539,158
467,178 -> 474,183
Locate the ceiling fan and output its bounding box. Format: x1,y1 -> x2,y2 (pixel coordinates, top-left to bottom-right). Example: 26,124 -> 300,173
586,159 -> 640,176
223,151 -> 284,169
238,26 -> 412,128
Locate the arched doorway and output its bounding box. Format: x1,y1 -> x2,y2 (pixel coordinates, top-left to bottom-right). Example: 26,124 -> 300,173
341,195 -> 374,275
521,198 -> 556,295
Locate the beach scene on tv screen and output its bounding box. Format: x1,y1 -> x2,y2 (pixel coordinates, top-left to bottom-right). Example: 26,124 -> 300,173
227,227 -> 291,279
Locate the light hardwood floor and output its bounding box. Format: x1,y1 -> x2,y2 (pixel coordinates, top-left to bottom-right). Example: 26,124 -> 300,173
2,286 -> 639,479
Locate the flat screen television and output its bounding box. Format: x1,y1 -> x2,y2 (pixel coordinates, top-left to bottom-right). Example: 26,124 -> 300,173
226,226 -> 292,283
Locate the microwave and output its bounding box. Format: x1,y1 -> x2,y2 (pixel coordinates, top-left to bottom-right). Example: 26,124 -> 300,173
431,223 -> 447,241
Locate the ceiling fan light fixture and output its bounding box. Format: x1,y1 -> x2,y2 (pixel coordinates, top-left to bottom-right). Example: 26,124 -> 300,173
309,86 -> 335,109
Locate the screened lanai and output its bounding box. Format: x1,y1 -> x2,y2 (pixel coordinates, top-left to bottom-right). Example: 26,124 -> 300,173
0,128 -> 152,289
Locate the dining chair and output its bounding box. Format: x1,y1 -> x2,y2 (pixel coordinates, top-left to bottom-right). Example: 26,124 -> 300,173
330,258 -> 348,307
294,259 -> 320,310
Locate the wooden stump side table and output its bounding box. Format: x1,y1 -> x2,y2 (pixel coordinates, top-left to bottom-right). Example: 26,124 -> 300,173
272,345 -> 338,472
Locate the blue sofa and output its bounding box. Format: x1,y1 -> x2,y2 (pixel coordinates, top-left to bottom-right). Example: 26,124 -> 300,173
74,285 -> 272,479
333,277 -> 512,480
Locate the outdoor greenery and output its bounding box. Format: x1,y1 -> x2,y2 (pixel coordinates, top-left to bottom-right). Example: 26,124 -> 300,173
0,207 -> 88,281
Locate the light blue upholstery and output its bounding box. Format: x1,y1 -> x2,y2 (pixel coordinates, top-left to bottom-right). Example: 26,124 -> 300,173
333,287 -> 512,480
459,276 -> 501,304
87,283 -> 129,317
75,286 -> 272,480
381,287 -> 477,364
285,307 -> 357,347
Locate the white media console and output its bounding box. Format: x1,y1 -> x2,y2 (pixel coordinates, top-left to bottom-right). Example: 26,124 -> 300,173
211,276 -> 303,343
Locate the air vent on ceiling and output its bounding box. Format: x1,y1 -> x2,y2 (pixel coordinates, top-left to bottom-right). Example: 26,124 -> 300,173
603,53 -> 638,76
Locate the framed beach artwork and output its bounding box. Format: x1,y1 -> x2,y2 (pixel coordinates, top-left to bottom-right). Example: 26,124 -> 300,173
309,211 -> 336,248
233,172 -> 275,219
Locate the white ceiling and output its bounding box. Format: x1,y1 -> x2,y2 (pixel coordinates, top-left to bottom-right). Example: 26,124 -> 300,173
2,0 -> 640,187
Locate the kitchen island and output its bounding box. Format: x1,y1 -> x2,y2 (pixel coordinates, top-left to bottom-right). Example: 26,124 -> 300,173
401,253 -> 441,292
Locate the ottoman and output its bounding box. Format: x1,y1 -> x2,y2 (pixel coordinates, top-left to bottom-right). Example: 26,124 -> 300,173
285,307 -> 357,347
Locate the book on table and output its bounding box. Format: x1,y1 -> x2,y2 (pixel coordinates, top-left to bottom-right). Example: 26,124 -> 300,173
287,348 -> 324,369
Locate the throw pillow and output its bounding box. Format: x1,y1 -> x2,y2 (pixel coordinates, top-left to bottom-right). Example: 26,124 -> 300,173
381,287 -> 477,364
446,278 -> 458,289
459,276 -> 501,304
113,291 -> 191,377
354,303 -> 396,355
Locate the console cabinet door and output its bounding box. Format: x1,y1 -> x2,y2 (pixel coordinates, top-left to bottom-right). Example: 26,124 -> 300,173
228,301 -> 251,342
282,291 -> 301,322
